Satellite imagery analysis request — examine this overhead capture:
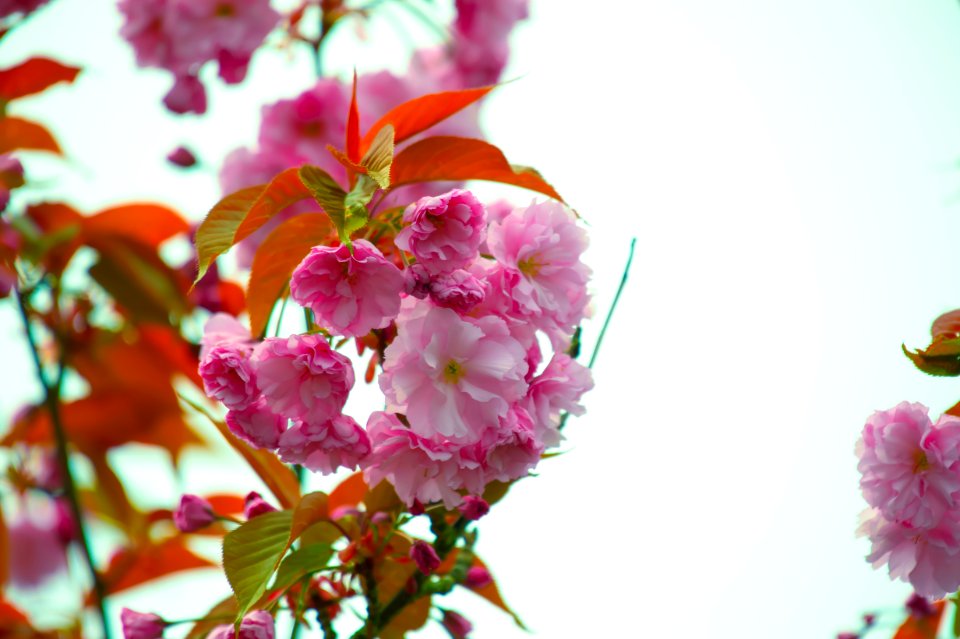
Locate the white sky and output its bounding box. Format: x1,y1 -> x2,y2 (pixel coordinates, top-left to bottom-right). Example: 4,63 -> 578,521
5,0 -> 960,637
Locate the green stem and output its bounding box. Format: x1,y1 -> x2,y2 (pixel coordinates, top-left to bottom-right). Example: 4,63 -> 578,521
588,237 -> 636,369
318,609 -> 338,639
14,285 -> 112,639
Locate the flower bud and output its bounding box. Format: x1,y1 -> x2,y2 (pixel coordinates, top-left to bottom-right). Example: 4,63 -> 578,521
244,492 -> 277,519
166,146 -> 197,168
440,609 -> 473,639
410,539 -> 440,575
458,495 -> 489,521
120,608 -> 166,639
464,566 -> 492,589
207,610 -> 274,639
173,494 -> 215,532
906,592 -> 935,618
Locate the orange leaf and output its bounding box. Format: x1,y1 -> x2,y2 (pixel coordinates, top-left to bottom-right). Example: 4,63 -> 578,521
466,556 -> 526,629
0,116 -> 60,154
194,185 -> 263,282
290,491 -> 329,542
24,201 -> 83,273
390,137 -> 563,201
247,213 -> 334,337
206,494 -> 247,516
347,70 -> 361,163
329,472 -> 368,513
98,538 -> 215,598
893,602 -> 946,639
233,168 -> 315,245
84,204 -> 189,248
381,595 -> 431,639
0,57 -> 80,101
360,86 -> 494,155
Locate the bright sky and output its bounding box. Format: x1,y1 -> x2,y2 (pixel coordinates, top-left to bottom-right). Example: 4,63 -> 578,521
4,1 -> 960,638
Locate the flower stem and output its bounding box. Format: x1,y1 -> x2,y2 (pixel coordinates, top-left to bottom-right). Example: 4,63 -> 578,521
588,237 -> 636,369
14,285 -> 112,639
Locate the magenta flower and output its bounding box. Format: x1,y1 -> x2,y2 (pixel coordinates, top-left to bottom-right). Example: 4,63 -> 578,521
243,492 -> 277,519
430,269 -> 486,314
362,412 -> 483,508
395,189 -> 487,274
226,398 -> 286,450
120,608 -> 167,639
277,415 -> 372,475
173,494 -> 215,532
379,301 -> 528,443
410,540 -> 441,575
525,354 -> 594,447
252,334 -> 354,424
208,610 -> 274,639
290,240 -> 404,338
200,343 -> 258,410
860,508 -> 960,599
857,402 -> 960,528
486,200 -> 591,348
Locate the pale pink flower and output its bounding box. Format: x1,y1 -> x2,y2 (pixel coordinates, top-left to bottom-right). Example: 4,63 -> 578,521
200,343 -> 258,410
379,300 -> 528,443
163,74 -> 206,115
395,190 -> 486,274
362,412 -> 483,508
252,334 -> 354,424
452,0 -> 528,86
486,200 -> 591,348
526,354 -> 594,448
860,508 -> 960,599
277,415 -> 371,474
173,494 -> 215,532
857,402 -> 960,528
8,503 -> 67,589
226,398 -> 286,450
430,269 -> 486,314
120,608 -> 167,639
200,312 -> 252,359
290,239 -> 404,338
476,405 -> 543,483
208,610 -> 274,639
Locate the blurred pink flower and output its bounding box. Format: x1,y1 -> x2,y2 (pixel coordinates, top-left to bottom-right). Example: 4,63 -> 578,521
120,608 -> 167,639
208,610 -> 274,639
290,239 -> 404,337
277,415 -> 371,474
0,0 -> 48,19
451,0 -> 528,86
173,494 -> 215,532
395,189 -> 487,274
7,502 -> 67,589
162,73 -> 206,115
226,397 -> 286,450
253,334 -> 355,424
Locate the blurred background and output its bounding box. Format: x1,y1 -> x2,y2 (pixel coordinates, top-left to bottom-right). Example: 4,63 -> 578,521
4,0 -> 960,637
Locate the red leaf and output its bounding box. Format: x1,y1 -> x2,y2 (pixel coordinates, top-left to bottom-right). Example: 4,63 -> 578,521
24,201 -> 83,273
98,538 -> 216,598
893,602 -> 945,639
247,213 -> 334,337
0,57 -> 80,102
84,204 -> 189,248
933,310 -> 960,340
206,494 -> 247,516
347,70 -> 360,163
0,116 -> 61,154
233,167 -> 314,245
360,86 -> 494,155
328,472 -> 368,513
390,137 -> 563,201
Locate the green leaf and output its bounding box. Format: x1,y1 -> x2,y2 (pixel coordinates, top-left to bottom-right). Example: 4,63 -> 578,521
193,185 -> 263,283
222,510 -> 294,620
342,175 -> 377,242
361,124 -> 394,189
298,165 -> 347,235
290,491 -> 329,542
271,544 -> 334,593
903,340 -> 960,377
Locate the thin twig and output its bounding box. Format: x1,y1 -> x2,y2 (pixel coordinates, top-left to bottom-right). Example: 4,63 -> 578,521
588,237 -> 636,369
14,285 -> 112,639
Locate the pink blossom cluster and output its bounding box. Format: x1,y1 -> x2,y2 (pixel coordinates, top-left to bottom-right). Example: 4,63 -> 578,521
199,189 -> 592,508
118,0 -> 279,114
857,401 -> 960,598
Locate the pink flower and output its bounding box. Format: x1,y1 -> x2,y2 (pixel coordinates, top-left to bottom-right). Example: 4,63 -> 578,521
476,405 -> 543,483
200,343 -> 258,410
395,189 -> 487,274
290,240 -> 404,338
451,0 -> 528,86
526,354 -> 593,448
163,74 -> 207,115
277,415 -> 371,475
173,494 -> 215,532
410,540 -> 441,575
430,269 -> 486,314
200,312 -> 252,359
379,301 -> 528,443
252,334 -> 354,424
486,200 -> 591,348
226,398 -> 286,450
857,402 -> 960,528
440,609 -> 474,639
243,492 -> 277,519
208,610 -> 274,639
8,502 -> 67,589
458,495 -> 489,521
362,412 -> 483,508
464,566 -> 492,589
860,508 -> 960,599
120,608 -> 167,639
403,263 -> 432,300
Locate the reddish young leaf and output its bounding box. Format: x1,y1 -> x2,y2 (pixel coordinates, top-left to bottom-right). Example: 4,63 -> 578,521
0,599 -> 29,625
346,69 -> 361,163
360,85 -> 494,155
381,595 -> 431,639
0,117 -> 61,154
290,491 -> 329,542
893,601 -> 945,639
233,167 -> 314,244
465,556 -> 526,629
247,213 -> 334,337
98,538 -> 216,597
194,185 -> 263,283
89,239 -> 190,323
84,204 -> 189,248
206,494 -> 247,516
0,57 -> 81,102
932,310 -> 960,340
87,452 -> 137,528
328,472 -> 368,514
23,201 -> 83,273
0,503 -> 7,586
390,136 -> 563,201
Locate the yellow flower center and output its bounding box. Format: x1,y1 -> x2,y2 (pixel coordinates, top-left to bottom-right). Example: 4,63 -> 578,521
518,255 -> 542,278
443,359 -> 465,384
214,3 -> 235,17
914,450 -> 930,474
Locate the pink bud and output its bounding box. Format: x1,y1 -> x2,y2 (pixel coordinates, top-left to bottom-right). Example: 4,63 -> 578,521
410,540 -> 440,575
243,492 -> 277,519
173,494 -> 215,532
166,146 -> 197,168
464,566 -> 492,589
862,614 -> 875,627
403,263 -> 431,299
458,495 -> 489,521
836,634 -> 858,639
408,500 -> 425,516
440,609 -> 473,639
163,74 -> 207,115
120,608 -> 166,639
906,593 -> 935,618
207,610 -> 274,639
53,498 -> 77,544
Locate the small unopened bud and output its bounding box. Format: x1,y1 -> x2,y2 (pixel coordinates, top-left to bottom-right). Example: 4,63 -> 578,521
906,592 -> 935,618
440,609 -> 473,639
464,566 -> 492,589
458,495 -> 489,521
409,500 -> 425,516
243,492 -> 277,520
862,614 -> 875,627
53,499 -> 77,544
166,146 -> 197,168
120,608 -> 167,639
836,633 -> 858,639
410,540 -> 440,575
173,494 -> 215,532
